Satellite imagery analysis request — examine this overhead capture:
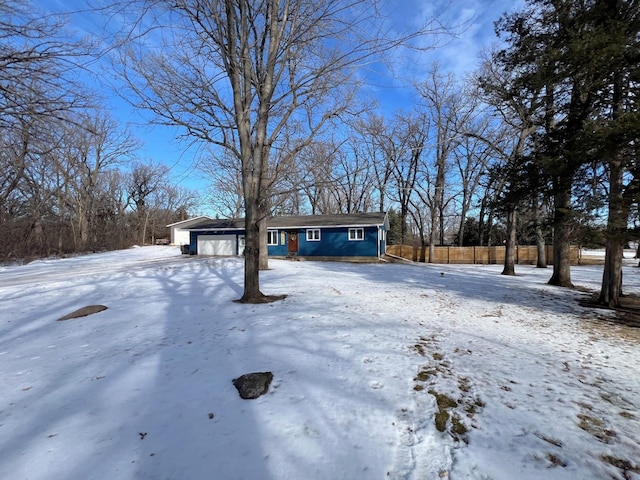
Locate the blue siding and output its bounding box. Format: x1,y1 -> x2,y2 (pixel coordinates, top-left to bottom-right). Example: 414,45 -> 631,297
194,223 -> 385,258
188,231 -> 197,254
267,230 -> 289,256
305,226 -> 378,256
267,226 -> 380,257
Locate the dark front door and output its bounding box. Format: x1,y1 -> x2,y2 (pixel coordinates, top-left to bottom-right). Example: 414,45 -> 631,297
288,231 -> 298,254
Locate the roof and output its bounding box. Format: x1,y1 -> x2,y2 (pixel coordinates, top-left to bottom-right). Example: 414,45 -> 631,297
166,215 -> 215,228
186,212 -> 389,231
189,218 -> 246,230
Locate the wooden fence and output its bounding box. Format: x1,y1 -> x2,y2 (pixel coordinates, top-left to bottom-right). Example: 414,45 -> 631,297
386,244 -> 581,265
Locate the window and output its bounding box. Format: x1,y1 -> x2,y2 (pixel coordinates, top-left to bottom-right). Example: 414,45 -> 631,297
348,228 -> 364,241
267,230 -> 278,245
306,229 -> 321,241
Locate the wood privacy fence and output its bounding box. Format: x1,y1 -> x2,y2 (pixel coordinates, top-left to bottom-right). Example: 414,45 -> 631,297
386,244 -> 581,265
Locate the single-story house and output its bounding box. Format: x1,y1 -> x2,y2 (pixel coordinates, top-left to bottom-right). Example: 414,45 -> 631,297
166,216 -> 215,246
183,212 -> 389,261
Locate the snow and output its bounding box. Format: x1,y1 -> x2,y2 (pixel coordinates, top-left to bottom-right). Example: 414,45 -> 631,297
1,246 -> 639,480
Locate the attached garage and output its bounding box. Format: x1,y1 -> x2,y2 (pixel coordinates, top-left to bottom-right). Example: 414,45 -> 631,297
167,216 -> 215,246
197,235 -> 236,256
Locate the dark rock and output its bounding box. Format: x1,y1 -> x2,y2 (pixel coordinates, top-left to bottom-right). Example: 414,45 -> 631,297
58,305 -> 108,321
232,372 -> 273,399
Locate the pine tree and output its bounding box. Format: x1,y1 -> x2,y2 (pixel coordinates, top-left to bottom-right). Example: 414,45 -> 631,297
492,0 -> 640,291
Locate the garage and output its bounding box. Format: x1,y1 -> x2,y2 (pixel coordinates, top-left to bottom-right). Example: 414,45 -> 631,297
167,216 -> 215,245
197,235 -> 236,256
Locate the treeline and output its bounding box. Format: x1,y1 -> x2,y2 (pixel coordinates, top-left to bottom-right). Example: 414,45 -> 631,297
0,3 -> 197,261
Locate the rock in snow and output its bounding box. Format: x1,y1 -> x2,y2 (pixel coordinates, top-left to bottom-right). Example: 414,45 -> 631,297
57,305 -> 108,321
232,372 -> 273,399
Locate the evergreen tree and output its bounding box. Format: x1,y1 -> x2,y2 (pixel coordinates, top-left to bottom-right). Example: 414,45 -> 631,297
492,0 -> 640,291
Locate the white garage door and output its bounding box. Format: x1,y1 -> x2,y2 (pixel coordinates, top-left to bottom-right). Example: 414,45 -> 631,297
197,235 -> 236,256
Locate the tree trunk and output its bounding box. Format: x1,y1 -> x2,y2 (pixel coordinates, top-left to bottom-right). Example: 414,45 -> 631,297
535,227 -> 547,269
428,207 -> 437,263
534,194 -> 547,268
598,65 -> 627,308
457,224 -> 465,247
548,175 -> 573,287
238,197 -> 265,303
598,156 -> 626,307
501,207 -> 516,275
258,213 -> 269,270
77,202 -> 89,251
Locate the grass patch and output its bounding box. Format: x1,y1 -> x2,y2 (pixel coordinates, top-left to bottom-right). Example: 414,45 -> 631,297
546,453 -> 567,468
464,397 -> 485,417
577,414 -> 617,444
458,377 -> 470,392
434,410 -> 449,432
429,390 -> 458,409
429,389 -> 466,439
414,367 -> 437,382
601,455 -> 640,474
534,432 -> 563,448
451,414 -> 468,437
410,336 -> 481,443
413,344 -> 426,356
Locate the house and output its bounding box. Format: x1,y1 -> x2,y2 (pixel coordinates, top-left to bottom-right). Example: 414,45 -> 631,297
183,212 -> 389,261
166,216 -> 215,246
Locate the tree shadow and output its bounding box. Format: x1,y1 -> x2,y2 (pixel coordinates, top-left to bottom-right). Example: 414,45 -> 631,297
0,254 -> 278,480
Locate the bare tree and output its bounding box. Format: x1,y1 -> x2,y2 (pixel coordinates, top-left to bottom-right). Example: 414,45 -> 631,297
353,113 -> 396,213
332,141 -> 374,214
59,111 -> 139,250
296,142 -> 341,215
416,64 -> 474,260
127,161 -> 171,245
112,0 -> 446,303
0,0 -> 95,258
452,115 -> 495,247
388,111 -> 428,248
200,150 -> 244,218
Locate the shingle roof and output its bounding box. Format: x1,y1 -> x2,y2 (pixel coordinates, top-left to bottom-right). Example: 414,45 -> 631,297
166,215 -> 215,228
187,212 -> 388,230
188,218 -> 245,230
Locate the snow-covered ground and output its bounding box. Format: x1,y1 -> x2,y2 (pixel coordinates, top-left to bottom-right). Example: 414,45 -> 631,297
1,246 -> 639,480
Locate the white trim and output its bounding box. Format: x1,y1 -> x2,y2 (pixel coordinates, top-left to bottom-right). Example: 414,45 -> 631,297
306,229 -> 321,241
267,230 -> 278,245
348,228 -> 364,241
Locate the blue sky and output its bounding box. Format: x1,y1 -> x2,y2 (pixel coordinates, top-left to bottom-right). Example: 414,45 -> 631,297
32,0 -> 523,211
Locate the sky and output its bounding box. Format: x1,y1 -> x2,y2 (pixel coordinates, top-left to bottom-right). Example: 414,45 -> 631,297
0,246 -> 639,479
32,0 -> 524,214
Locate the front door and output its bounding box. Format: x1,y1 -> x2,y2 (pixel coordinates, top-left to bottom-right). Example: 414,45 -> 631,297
288,231 -> 298,254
